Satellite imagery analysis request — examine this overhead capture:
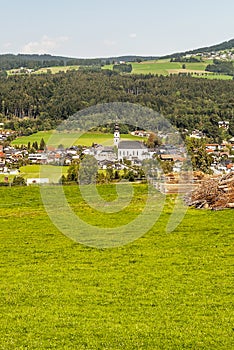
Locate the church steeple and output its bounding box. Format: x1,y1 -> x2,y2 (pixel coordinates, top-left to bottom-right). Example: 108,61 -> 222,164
114,122 -> 120,146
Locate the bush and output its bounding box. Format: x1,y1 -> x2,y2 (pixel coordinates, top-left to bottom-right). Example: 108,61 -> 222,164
12,176 -> 26,186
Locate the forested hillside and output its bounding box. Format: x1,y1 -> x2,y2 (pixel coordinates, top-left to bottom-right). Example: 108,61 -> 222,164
0,70 -> 233,141
0,54 -> 106,70
163,38 -> 234,59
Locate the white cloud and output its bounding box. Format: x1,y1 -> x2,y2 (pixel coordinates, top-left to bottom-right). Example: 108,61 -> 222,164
22,35 -> 69,54
129,33 -> 137,39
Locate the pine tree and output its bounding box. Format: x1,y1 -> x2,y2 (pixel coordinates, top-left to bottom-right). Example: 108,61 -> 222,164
39,138 -> 46,150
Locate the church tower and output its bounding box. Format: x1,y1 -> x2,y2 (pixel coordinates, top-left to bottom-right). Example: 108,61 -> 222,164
114,122 -> 120,147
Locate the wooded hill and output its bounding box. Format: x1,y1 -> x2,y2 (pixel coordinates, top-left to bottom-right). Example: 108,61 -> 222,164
162,38 -> 234,59
0,54 -> 159,71
0,70 -> 233,141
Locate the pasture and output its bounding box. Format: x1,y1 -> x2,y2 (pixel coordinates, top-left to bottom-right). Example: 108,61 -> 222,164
7,60 -> 233,80
12,131 -> 144,148
0,184 -> 233,349
103,59 -> 233,80
34,65 -> 79,74
0,165 -> 67,184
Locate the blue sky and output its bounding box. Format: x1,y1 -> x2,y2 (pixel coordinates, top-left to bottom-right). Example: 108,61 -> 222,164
1,0 -> 233,57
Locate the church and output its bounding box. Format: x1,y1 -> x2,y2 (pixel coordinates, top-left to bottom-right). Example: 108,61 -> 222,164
114,123 -> 150,162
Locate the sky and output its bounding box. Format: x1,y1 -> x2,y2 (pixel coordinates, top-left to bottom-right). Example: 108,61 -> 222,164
0,0 -> 233,58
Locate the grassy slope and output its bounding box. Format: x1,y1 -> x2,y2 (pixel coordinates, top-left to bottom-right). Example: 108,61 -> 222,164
12,131 -> 144,147
103,59 -> 233,80
0,185 -> 233,349
34,65 -> 79,74
6,59 -> 233,80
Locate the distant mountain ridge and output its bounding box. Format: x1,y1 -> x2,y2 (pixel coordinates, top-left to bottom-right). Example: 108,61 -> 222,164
0,53 -> 161,70
0,38 -> 233,70
162,38 -> 234,59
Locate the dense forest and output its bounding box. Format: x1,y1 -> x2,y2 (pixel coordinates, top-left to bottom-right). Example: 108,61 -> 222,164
0,70 -> 233,141
0,54 -> 106,70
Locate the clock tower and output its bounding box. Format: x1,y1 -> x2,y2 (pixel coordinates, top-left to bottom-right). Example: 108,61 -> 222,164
114,122 -> 120,146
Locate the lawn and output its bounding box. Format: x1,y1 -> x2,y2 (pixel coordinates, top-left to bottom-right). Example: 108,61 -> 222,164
0,185 -> 233,349
12,131 -> 145,147
20,164 -> 67,182
0,165 -> 68,184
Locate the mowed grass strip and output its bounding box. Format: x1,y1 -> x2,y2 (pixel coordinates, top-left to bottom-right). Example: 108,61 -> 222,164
0,185 -> 233,349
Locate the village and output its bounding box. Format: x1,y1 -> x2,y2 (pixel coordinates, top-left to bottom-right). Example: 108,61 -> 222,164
0,122 -> 234,185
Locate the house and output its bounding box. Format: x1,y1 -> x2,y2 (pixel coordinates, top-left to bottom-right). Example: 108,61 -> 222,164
229,137 -> 234,145
218,144 -> 228,151
98,160 -> 115,170
189,130 -> 204,139
27,178 -> 49,186
206,144 -> 219,152
95,147 -> 117,162
218,121 -> 229,130
132,130 -> 150,138
28,153 -> 47,164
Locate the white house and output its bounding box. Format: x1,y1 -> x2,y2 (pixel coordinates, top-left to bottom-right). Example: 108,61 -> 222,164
27,178 -> 49,186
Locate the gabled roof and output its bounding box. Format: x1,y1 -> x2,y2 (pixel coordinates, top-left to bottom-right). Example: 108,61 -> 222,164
118,141 -> 147,150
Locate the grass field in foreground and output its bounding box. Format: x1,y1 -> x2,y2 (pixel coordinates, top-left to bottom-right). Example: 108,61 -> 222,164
0,185 -> 233,349
12,131 -> 144,147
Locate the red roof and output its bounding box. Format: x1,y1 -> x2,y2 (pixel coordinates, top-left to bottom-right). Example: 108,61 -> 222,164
227,164 -> 233,169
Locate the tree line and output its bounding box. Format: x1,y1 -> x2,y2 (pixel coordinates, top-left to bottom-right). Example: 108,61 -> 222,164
206,59 -> 234,76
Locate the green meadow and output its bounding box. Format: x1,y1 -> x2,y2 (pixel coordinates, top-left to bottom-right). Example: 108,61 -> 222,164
103,59 -> 233,80
7,60 -> 233,80
0,185 -> 233,349
12,131 -> 143,148
0,165 -> 67,184
34,65 -> 79,74
131,60 -> 181,75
